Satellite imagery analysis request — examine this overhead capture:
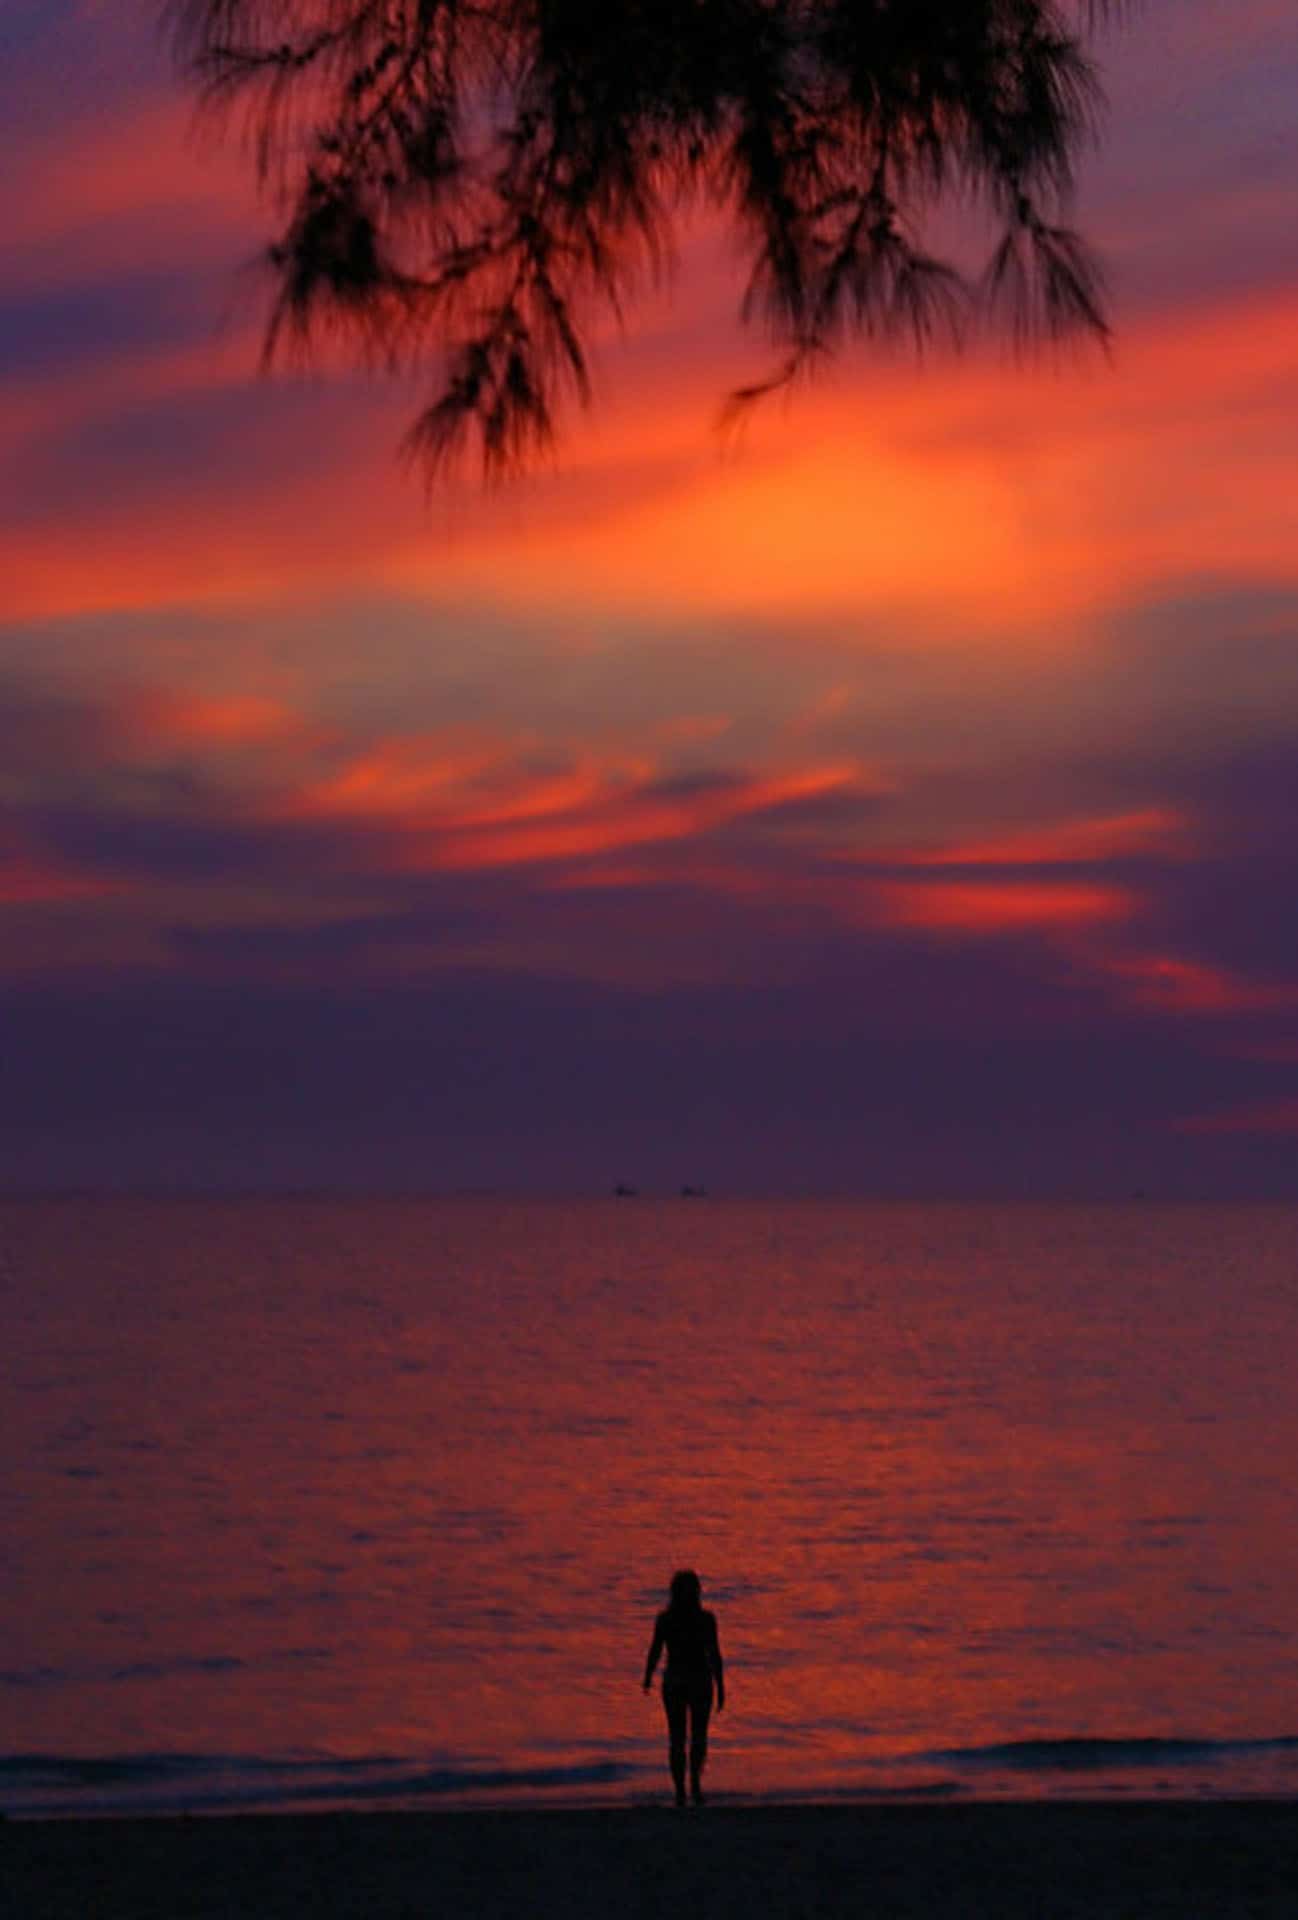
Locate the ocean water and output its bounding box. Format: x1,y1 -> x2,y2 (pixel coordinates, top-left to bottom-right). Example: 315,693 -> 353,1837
6,1196 -> 1298,1817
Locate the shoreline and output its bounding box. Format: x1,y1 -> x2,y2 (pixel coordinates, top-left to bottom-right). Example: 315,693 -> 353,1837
8,1801 -> 1298,1918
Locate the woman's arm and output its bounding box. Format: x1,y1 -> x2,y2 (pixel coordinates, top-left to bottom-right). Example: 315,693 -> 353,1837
642,1616 -> 665,1691
707,1612 -> 725,1710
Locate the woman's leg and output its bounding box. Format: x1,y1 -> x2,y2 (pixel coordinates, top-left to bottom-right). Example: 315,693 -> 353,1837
663,1682 -> 688,1805
688,1682 -> 713,1803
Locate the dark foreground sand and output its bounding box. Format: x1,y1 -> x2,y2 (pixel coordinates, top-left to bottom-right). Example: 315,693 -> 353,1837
7,1803 -> 1298,1919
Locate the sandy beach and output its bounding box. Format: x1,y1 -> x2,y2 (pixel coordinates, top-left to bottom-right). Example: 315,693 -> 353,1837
7,1802 -> 1298,1919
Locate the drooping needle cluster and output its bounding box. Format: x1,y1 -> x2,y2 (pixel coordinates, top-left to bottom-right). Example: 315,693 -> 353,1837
171,1 -> 1119,476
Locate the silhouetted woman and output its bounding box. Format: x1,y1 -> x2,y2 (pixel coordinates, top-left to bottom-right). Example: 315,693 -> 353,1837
642,1569 -> 725,1806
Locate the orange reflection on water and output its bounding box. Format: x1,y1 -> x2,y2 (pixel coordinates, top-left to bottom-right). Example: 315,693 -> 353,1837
10,1198 -> 1298,1804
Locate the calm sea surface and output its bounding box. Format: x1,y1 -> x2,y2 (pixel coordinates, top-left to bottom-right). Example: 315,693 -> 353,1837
6,1197 -> 1298,1815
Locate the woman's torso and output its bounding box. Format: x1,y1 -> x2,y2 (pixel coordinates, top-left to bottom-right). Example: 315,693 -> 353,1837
660,1606 -> 716,1682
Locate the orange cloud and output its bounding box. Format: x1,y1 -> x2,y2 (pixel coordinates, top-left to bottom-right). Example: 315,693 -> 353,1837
876,880 -> 1132,935
881,809 -> 1187,869
784,808 -> 1183,938
421,764 -> 860,871
384,284 -> 1298,640
305,746 -> 628,829
1101,952 -> 1298,1017
284,736 -> 862,873
277,749 -> 1182,937
10,228 -> 1298,642
121,690 -> 313,749
7,28 -> 1298,647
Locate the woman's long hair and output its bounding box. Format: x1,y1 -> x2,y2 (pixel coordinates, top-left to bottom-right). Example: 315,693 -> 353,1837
669,1569 -> 702,1613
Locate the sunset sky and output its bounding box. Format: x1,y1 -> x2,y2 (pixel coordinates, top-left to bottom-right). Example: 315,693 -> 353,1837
4,0 -> 1298,1194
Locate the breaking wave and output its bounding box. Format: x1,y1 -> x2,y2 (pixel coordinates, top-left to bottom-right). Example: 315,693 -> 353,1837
922,1735 -> 1298,1773
0,1752 -> 636,1818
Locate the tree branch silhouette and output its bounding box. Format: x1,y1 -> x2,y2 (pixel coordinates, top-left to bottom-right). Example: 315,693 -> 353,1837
169,1 -> 1122,480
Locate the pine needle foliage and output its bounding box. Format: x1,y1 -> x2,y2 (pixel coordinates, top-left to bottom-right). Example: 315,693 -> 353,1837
170,1 -> 1122,478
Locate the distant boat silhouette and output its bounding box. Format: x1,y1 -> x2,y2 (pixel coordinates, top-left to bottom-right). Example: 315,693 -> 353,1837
680,1186 -> 707,1199
614,1183 -> 638,1198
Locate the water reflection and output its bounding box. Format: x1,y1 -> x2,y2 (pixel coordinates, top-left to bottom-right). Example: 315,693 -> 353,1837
7,1198 -> 1298,1808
